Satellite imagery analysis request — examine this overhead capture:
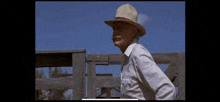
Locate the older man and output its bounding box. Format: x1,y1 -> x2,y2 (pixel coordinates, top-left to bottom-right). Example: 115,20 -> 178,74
104,4 -> 176,100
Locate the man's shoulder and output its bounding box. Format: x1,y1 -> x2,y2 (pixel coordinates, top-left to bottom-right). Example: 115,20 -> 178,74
134,44 -> 145,49
133,44 -> 149,52
131,44 -> 154,60
132,44 -> 150,56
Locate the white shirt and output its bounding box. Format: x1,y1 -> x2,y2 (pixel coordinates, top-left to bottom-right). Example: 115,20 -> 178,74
124,38 -> 139,57
120,38 -> 176,100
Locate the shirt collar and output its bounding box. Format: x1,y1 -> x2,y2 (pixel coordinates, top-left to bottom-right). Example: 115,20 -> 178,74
124,38 -> 138,57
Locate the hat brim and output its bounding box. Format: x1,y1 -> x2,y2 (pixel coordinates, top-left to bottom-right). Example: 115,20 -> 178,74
104,19 -> 146,36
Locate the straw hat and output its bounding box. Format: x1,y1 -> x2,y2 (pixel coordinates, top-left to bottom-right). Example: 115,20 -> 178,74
104,4 -> 146,36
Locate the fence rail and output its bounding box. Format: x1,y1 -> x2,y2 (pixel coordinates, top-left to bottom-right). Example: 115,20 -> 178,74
35,49 -> 185,100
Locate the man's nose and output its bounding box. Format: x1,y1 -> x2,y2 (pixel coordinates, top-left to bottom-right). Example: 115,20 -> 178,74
113,31 -> 121,36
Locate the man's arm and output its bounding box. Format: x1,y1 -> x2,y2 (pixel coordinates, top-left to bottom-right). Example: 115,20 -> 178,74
132,45 -> 176,100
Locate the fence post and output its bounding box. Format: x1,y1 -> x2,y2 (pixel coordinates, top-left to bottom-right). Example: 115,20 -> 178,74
87,62 -> 96,98
72,52 -> 86,100
177,53 -> 185,100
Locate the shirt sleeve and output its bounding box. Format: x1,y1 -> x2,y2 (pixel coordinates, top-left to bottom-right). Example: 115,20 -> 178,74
132,45 -> 176,100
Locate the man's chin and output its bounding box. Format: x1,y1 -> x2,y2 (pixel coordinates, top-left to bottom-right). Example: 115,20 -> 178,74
114,43 -> 118,47
113,42 -> 120,47
114,39 -> 124,47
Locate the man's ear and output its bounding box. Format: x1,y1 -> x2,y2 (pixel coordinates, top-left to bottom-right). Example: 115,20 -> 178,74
131,28 -> 138,40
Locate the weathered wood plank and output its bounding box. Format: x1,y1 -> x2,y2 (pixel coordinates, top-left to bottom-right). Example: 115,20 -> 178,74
95,77 -> 121,88
177,53 -> 185,100
108,54 -> 124,64
152,53 -> 178,64
36,49 -> 86,54
35,77 -> 74,90
164,63 -> 178,82
86,54 -> 108,62
87,62 -> 96,98
52,73 -> 113,77
86,53 -> 179,64
86,54 -> 124,65
72,52 -> 86,100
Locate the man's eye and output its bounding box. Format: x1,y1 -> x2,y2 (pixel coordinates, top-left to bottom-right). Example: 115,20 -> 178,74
118,29 -> 124,32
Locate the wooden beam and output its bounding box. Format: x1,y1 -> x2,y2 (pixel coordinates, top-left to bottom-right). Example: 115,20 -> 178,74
151,53 -> 178,64
177,53 -> 185,100
35,77 -> 74,90
164,62 -> 178,82
86,54 -> 108,62
52,73 -> 113,77
86,53 -> 179,64
108,54 -> 124,64
86,54 -> 124,65
87,61 -> 110,98
95,77 -> 121,88
36,49 -> 86,54
72,52 -> 86,100
52,73 -> 72,77
87,62 -> 96,98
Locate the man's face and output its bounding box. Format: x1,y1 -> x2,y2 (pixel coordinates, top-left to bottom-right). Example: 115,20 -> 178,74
112,22 -> 137,49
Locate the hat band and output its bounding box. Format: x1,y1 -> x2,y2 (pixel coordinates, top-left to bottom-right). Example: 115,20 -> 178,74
114,17 -> 135,22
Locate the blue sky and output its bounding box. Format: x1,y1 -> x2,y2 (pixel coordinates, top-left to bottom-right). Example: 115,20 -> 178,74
35,1 -> 185,99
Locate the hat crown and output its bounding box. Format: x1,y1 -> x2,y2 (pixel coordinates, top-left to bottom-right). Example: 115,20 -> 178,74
104,3 -> 146,36
115,4 -> 137,23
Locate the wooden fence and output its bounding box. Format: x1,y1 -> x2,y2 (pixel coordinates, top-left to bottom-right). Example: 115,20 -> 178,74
35,49 -> 185,100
